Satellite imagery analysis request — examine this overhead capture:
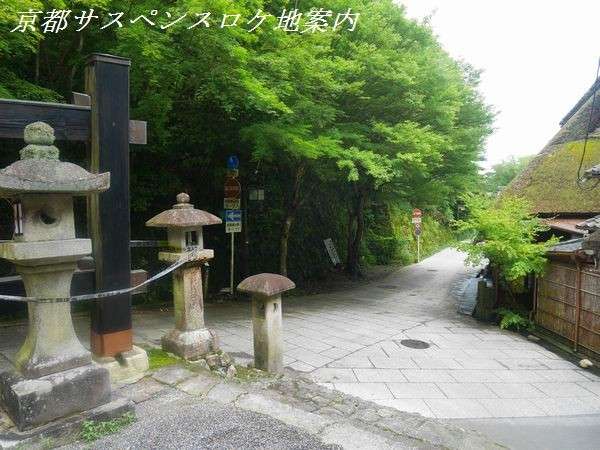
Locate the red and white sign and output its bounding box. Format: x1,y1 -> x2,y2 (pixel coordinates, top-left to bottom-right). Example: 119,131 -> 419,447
412,208 -> 422,224
224,177 -> 241,199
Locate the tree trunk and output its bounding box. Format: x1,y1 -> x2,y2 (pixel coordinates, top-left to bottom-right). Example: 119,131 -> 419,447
345,188 -> 366,278
279,165 -> 304,276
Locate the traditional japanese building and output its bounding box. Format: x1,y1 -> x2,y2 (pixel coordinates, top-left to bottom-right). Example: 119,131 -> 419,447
503,79 -> 600,239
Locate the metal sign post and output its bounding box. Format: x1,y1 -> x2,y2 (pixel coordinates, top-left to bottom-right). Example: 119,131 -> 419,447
224,156 -> 241,294
412,208 -> 422,263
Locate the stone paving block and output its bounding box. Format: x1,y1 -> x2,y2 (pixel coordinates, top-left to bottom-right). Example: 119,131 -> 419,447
412,358 -> 462,369
320,422 -> 399,449
536,370 -> 591,382
401,369 -> 455,382
425,399 -> 493,419
236,393 -> 334,435
319,347 -> 352,359
311,368 -> 357,383
579,370 -> 600,381
205,382 -> 247,404
496,358 -> 549,369
369,357 -> 417,369
283,355 -> 297,365
500,350 -> 549,359
285,348 -> 332,368
152,366 -> 195,386
532,382 -> 595,398
532,397 -> 600,416
118,377 -> 166,403
578,381 -> 600,396
536,358 -> 578,369
177,374 -> 219,396
333,382 -> 393,400
287,361 -> 316,372
373,398 -> 435,417
353,368 -> 407,383
463,349 -> 512,359
386,382 -> 445,399
493,370 -> 549,383
485,382 -> 547,399
328,356 -> 374,368
448,370 -> 502,383
455,359 -> 505,370
436,382 -> 498,399
285,336 -> 332,353
478,398 -> 545,418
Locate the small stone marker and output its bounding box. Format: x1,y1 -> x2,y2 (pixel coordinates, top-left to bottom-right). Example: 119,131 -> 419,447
146,193 -> 222,360
237,273 -> 295,374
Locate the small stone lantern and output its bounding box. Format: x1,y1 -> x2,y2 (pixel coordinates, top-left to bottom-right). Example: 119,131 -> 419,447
146,193 -> 221,359
237,273 -> 295,374
0,122 -> 113,430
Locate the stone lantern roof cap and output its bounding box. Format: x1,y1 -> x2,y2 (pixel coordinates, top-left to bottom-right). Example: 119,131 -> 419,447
146,192 -> 222,228
0,122 -> 109,196
237,273 -> 295,297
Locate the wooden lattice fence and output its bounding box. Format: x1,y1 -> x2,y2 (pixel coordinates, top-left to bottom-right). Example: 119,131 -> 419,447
535,260 -> 600,358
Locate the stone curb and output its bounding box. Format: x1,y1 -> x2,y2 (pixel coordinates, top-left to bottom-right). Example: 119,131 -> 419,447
132,364 -> 505,449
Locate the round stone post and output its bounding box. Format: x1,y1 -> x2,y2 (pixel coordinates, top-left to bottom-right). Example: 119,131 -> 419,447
237,274 -> 295,374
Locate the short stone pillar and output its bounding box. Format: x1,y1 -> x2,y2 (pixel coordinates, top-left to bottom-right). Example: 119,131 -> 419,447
237,274 -> 295,374
146,193 -> 221,359
0,122 -> 114,430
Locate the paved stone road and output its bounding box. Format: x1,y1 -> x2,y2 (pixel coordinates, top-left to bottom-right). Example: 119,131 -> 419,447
132,248 -> 600,420
0,248 -> 598,424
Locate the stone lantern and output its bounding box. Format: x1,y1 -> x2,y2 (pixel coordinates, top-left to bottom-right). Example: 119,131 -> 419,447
0,122 -> 114,430
146,193 -> 221,359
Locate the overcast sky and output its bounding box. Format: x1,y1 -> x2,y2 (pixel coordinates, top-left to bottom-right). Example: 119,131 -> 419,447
398,0 -> 600,169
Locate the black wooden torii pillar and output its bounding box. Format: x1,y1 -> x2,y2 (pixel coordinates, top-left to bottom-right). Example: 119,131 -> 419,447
0,53 -> 146,359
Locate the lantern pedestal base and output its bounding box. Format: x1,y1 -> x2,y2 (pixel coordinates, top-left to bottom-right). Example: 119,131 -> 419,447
161,328 -> 219,360
0,396 -> 133,448
0,363 -> 112,431
93,345 -> 149,384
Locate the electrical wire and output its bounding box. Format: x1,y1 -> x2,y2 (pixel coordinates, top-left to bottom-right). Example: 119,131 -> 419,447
576,57 -> 600,190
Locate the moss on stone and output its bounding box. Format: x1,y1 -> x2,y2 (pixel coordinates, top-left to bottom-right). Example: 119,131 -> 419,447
147,348 -> 180,370
504,138 -> 600,214
234,365 -> 273,381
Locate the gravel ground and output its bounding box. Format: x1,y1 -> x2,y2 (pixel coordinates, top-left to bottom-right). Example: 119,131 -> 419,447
64,390 -> 339,450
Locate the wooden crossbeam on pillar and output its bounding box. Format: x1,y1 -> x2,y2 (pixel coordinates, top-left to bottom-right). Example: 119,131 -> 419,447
85,53 -> 134,357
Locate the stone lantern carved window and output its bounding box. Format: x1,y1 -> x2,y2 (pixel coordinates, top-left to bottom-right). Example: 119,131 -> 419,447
12,200 -> 23,236
185,230 -> 198,248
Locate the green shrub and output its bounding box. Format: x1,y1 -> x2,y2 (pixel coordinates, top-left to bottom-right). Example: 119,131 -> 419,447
455,194 -> 557,281
496,308 -> 532,331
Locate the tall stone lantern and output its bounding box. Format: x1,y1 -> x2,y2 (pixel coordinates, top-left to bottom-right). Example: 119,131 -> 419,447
146,193 -> 221,359
0,122 -> 113,430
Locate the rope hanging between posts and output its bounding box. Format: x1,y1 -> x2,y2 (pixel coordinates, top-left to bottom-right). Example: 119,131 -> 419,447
0,249 -> 203,304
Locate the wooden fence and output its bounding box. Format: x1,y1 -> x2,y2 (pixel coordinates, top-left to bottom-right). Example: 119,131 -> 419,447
535,261 -> 600,358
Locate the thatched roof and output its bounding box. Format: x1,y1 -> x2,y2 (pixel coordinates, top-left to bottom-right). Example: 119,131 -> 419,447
503,81 -> 600,215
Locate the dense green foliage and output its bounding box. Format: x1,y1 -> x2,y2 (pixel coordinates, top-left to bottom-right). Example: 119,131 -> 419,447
483,155 -> 533,195
0,0 -> 493,286
496,307 -> 532,332
455,194 -> 556,281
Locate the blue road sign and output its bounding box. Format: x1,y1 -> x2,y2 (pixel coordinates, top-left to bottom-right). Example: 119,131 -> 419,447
225,209 -> 242,222
225,209 -> 242,233
227,155 -> 239,170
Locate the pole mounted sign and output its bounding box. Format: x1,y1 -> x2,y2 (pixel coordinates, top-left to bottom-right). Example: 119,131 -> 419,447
411,208 -> 422,224
412,208 -> 423,262
225,209 -> 242,233
224,155 -> 241,295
